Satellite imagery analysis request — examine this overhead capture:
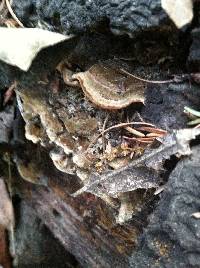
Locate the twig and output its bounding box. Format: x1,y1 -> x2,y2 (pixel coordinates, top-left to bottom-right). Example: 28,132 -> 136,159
146,132 -> 166,138
120,69 -> 174,84
102,115 -> 109,153
194,124 -> 200,129
135,111 -> 145,122
3,81 -> 16,105
187,118 -> 200,126
184,106 -> 200,117
135,126 -> 167,135
87,121 -> 155,150
125,126 -> 145,137
5,0 -> 24,27
123,136 -> 155,144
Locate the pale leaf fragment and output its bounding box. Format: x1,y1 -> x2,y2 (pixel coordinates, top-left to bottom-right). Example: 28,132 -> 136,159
191,212 -> 200,219
0,27 -> 73,71
162,0 -> 193,28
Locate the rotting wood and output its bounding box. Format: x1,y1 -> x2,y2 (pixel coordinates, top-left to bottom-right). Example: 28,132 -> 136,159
18,173 -> 143,268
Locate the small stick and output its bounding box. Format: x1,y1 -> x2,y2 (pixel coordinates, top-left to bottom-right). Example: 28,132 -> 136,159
87,121 -> 155,150
120,69 -> 174,84
187,118 -> 200,126
184,106 -> 200,117
5,0 -> 24,27
146,132 -> 166,138
3,81 -> 16,105
125,126 -> 145,137
136,126 -> 167,135
102,115 -> 109,153
154,185 -> 165,195
123,136 -> 155,144
124,136 -> 155,142
194,124 -> 200,129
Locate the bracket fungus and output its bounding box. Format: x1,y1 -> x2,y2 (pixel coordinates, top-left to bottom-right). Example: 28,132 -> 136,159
73,64 -> 146,110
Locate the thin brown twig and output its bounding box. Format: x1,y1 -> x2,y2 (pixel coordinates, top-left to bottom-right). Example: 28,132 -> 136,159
3,81 -> 16,105
146,132 -> 166,138
5,0 -> 24,27
124,136 -> 155,142
120,69 -> 174,84
135,111 -> 145,122
135,126 -> 167,135
123,136 -> 155,144
87,121 -> 155,150
125,126 -> 145,137
102,114 -> 109,153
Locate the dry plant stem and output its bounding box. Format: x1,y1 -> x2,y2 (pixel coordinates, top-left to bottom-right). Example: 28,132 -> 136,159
124,136 -> 155,143
136,126 -> 167,135
3,81 -> 16,105
102,115 -> 109,153
5,0 -> 24,27
119,57 -> 136,61
135,111 -> 145,122
154,185 -> 165,195
137,137 -> 155,142
125,126 -> 145,137
146,132 -> 166,138
87,121 -> 155,150
120,69 -> 174,84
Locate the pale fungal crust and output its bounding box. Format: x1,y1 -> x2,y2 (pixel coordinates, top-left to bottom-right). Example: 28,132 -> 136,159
25,123 -> 44,144
50,150 -> 75,174
54,133 -> 75,155
57,62 -> 80,87
63,116 -> 98,136
15,160 -> 47,185
18,90 -> 75,155
73,64 -> 146,110
16,78 -> 167,223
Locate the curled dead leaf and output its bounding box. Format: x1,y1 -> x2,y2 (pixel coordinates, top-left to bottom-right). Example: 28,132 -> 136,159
73,64 -> 146,110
